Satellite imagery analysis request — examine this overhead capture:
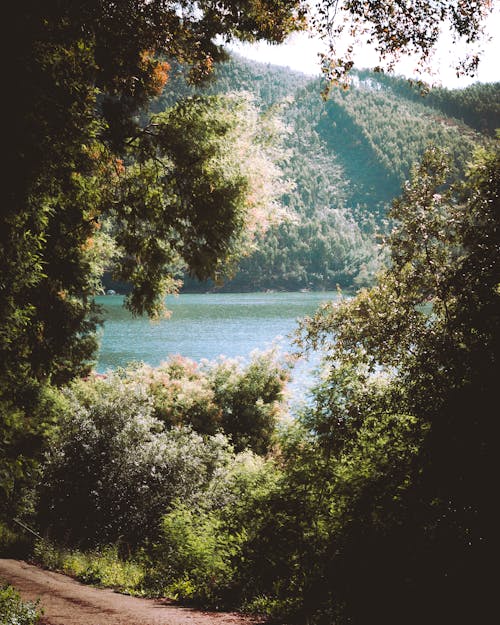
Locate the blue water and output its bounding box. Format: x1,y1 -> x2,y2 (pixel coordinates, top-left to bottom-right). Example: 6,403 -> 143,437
95,291 -> 339,402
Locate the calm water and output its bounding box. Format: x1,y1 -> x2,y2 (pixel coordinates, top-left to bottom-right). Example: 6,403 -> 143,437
95,291 -> 339,401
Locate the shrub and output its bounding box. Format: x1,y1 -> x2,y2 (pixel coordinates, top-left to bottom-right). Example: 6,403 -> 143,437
126,356 -> 222,434
36,373 -> 234,547
206,349 -> 289,454
126,349 -> 290,454
143,451 -> 281,608
0,585 -> 41,625
151,505 -> 240,606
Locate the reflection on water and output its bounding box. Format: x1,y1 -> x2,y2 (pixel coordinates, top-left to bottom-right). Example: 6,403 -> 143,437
95,291 -> 339,403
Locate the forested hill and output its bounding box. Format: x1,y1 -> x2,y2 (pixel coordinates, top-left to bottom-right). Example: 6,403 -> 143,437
152,55 -> 498,292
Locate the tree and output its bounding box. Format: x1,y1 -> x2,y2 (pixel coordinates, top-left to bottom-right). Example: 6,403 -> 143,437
295,137 -> 499,623
3,0 -> 305,382
311,0 -> 495,88
1,0 -> 305,516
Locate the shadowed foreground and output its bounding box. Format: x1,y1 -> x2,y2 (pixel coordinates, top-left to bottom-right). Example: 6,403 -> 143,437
0,559 -> 260,625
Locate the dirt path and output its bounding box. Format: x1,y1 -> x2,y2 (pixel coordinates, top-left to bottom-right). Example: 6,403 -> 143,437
0,559 -> 261,625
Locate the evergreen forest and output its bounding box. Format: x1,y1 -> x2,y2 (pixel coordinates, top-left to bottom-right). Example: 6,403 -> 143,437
137,54 -> 498,292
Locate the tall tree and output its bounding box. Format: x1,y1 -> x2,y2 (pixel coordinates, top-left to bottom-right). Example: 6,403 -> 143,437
296,137 -> 499,623
3,1 -> 306,386
1,0 -> 306,514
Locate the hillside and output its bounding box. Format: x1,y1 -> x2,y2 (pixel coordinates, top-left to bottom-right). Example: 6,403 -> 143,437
118,55 -> 497,293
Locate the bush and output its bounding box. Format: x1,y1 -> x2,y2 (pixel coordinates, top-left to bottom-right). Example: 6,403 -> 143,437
206,350 -> 289,454
150,505 -> 240,606
127,349 -> 290,454
143,451 -> 281,607
127,356 -> 222,435
0,585 -> 41,625
36,373 -> 234,547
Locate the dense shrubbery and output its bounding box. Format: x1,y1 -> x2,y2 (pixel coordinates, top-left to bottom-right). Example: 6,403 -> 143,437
127,351 -> 289,454
32,351 -> 289,608
206,352 -> 289,454
34,452 -> 284,608
35,350 -> 288,548
143,451 -> 280,606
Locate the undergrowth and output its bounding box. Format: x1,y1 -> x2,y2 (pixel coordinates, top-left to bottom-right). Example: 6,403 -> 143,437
0,522 -> 33,558
0,585 -> 41,625
32,539 -> 145,595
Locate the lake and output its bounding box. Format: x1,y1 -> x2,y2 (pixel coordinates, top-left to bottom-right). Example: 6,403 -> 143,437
95,291 -> 339,402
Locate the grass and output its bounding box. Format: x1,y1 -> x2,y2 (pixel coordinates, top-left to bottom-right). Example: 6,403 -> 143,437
32,539 -> 145,595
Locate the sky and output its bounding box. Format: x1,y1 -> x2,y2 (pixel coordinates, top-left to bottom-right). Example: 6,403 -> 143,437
229,4 -> 500,88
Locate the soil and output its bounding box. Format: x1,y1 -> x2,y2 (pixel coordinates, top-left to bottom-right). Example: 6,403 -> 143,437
0,559 -> 262,625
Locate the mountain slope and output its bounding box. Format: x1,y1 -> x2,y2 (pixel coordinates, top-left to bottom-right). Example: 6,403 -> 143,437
135,55 -> 498,292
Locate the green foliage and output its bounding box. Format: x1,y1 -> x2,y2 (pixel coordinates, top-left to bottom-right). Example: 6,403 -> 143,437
0,585 -> 40,625
0,385 -> 65,523
32,451 -> 283,608
112,93 -> 287,317
4,0 -> 305,381
143,451 -> 280,607
2,1 -> 305,506
126,137 -> 496,621
206,351 -> 289,454
291,138 -> 500,624
320,75 -> 483,201
32,540 -> 144,594
170,58 -> 381,292
36,350 -> 288,547
173,139 -> 496,623
36,379 -> 233,547
129,357 -> 222,435
140,402 -> 424,617
236,410 -> 425,622
22,128 -> 500,625
123,349 -> 289,453
151,504 -> 241,605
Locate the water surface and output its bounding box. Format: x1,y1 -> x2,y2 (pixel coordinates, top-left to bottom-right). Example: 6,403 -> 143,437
95,291 -> 339,400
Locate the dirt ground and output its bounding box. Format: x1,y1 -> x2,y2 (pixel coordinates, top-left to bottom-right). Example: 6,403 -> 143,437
0,559 -> 262,625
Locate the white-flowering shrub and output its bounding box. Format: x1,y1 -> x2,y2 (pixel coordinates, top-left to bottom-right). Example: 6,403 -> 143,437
37,373 -> 233,547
